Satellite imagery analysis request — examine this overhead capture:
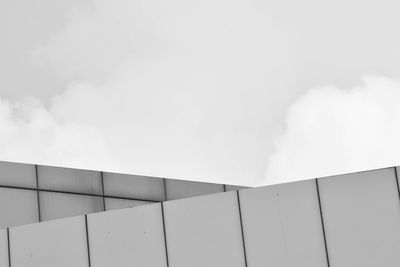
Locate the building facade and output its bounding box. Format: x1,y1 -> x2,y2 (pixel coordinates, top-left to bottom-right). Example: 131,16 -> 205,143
1,161 -> 400,266
0,161 -> 245,229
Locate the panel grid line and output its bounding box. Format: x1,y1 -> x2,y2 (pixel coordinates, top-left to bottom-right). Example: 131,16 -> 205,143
85,215 -> 91,267
315,179 -> 331,267
7,228 -> 11,267
100,172 -> 106,211
236,190 -> 248,267
393,167 -> 400,203
163,178 -> 168,201
160,202 -> 170,267
35,165 -> 41,222
0,184 -> 159,203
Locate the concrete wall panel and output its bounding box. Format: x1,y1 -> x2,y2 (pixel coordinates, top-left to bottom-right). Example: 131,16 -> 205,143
239,179 -> 328,267
0,188 -> 38,228
0,229 -> 8,267
10,216 -> 88,267
163,191 -> 246,267
87,203 -> 167,267
318,168 -> 400,267
165,179 -> 224,200
40,192 -> 104,221
104,197 -> 150,211
103,172 -> 165,201
38,166 -> 102,195
0,162 -> 36,188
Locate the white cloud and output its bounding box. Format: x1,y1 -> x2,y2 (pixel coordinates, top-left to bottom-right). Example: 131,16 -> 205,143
3,73 -> 400,186
3,0 -> 400,186
0,60 -> 273,185
0,96 -> 117,171
22,0 -> 291,185
264,76 -> 400,185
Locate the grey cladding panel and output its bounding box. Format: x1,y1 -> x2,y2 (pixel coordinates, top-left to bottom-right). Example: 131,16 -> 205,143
225,185 -> 248,191
103,172 -> 165,201
104,197 -> 150,211
239,179 -> 328,267
0,229 -> 8,267
10,216 -> 88,267
0,188 -> 38,228
318,168 -> 400,267
37,165 -> 102,194
165,179 -> 224,200
0,162 -> 36,188
88,203 -> 167,267
40,192 -> 104,221
163,191 -> 246,267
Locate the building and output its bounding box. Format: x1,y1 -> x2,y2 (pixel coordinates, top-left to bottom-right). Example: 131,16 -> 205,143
0,161 -> 246,229
1,160 -> 400,266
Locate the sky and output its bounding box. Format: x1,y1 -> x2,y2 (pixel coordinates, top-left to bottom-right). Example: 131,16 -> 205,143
1,0 -> 400,186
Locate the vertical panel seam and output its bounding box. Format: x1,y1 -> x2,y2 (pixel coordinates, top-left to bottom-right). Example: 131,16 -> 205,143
85,215 -> 92,267
35,165 -> 41,222
161,202 -> 170,267
315,179 -> 331,267
7,228 -> 11,267
100,172 -> 106,211
163,178 -> 168,201
236,190 -> 248,267
393,167 -> 400,203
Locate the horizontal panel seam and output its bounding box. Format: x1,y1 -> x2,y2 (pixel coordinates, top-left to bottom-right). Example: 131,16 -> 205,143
0,184 -> 160,202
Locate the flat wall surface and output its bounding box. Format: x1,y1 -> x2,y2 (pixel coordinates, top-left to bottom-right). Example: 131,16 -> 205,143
319,168 -> 400,266
103,172 -> 165,201
0,162 -> 36,188
39,192 -> 104,221
0,229 -> 8,267
88,203 -> 167,267
0,161 -> 245,228
9,216 -> 88,267
163,191 -> 246,267
165,179 -> 225,200
37,166 -> 102,195
2,165 -> 400,267
239,179 -> 327,267
0,188 -> 38,227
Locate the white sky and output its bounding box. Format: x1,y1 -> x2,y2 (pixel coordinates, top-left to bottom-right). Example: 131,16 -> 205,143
1,0 -> 400,186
